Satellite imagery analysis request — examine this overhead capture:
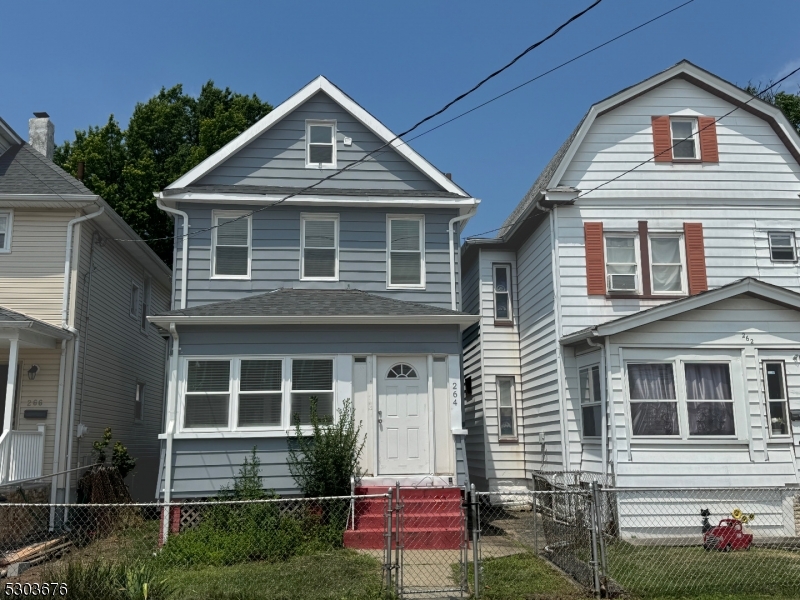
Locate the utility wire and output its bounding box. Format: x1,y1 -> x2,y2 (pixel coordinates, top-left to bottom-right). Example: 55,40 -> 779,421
465,63 -> 800,241
104,0 -> 605,245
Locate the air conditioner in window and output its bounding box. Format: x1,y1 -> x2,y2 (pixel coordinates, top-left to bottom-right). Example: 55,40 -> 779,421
607,273 -> 637,292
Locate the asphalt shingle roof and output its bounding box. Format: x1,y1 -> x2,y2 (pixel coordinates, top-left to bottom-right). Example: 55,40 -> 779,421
0,143 -> 94,196
158,288 -> 470,318
164,184 -> 465,198
0,305 -> 72,338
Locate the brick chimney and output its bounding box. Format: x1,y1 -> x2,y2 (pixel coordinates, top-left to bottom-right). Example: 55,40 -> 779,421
29,112 -> 54,160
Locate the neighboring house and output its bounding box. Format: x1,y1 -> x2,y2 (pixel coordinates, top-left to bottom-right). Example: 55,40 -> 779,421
462,60 -> 800,504
151,76 -> 479,500
0,114 -> 171,502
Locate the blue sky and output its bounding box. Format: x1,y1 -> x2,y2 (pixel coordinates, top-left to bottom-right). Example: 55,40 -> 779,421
2,0 -> 798,238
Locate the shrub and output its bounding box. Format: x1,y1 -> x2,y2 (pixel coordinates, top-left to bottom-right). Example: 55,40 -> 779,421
31,560 -> 173,600
287,397 -> 365,497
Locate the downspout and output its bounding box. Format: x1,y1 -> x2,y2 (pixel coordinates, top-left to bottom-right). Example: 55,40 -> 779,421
161,323 -> 179,543
49,339 -> 68,509
585,337 -> 608,480
61,206 -> 104,505
448,207 -> 477,311
157,198 -> 189,309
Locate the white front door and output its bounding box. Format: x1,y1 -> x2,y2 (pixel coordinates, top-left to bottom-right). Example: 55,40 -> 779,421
377,356 -> 429,475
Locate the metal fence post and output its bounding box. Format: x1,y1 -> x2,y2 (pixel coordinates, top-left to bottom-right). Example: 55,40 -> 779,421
461,483 -> 469,596
395,481 -> 403,598
471,483 -> 480,599
532,477 -> 538,554
385,489 -> 394,591
588,491 -> 601,598
592,481 -> 608,580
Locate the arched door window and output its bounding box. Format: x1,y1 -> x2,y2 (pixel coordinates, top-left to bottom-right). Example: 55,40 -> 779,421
387,363 -> 418,379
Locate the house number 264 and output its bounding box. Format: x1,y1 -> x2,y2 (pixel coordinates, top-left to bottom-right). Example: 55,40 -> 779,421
452,383 -> 459,405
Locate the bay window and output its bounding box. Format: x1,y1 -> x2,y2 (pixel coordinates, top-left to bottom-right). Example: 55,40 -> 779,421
180,356 -> 336,432
626,359 -> 738,439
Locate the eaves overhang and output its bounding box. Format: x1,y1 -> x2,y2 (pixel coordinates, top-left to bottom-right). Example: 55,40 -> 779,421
149,314 -> 479,328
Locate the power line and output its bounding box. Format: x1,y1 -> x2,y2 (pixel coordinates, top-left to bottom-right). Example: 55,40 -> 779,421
465,63 -> 800,241
105,0 -> 606,245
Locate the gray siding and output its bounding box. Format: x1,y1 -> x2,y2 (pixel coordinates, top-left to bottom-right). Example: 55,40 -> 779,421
178,324 -> 461,356
198,92 -> 443,192
72,220 -> 170,501
176,204 -> 458,310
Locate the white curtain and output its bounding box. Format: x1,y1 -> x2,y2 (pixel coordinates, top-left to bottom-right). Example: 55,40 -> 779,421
628,364 -> 678,436
628,364 -> 675,400
684,364 -> 731,400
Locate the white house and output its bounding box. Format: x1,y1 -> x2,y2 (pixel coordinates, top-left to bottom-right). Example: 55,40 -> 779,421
462,60 -> 800,535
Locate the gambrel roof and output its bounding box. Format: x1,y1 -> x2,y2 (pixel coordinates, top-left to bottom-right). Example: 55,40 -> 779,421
166,76 -> 470,198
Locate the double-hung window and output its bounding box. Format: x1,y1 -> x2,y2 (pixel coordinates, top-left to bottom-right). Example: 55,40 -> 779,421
627,360 -> 737,438
0,211 -> 11,252
493,265 -> 512,322
649,234 -> 685,294
768,232 -> 796,262
670,117 -> 699,160
306,121 -> 336,168
579,366 -> 602,438
763,362 -> 790,436
213,212 -> 251,278
238,360 -> 283,427
301,215 -> 338,279
388,216 -> 424,287
496,377 -> 517,439
605,235 -> 638,292
184,360 -> 231,429
291,359 -> 334,425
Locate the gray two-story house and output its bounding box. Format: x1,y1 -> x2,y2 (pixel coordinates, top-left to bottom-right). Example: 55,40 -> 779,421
151,76 -> 479,500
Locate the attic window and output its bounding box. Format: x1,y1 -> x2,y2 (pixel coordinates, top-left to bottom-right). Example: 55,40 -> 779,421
670,118 -> 698,160
306,121 -> 336,168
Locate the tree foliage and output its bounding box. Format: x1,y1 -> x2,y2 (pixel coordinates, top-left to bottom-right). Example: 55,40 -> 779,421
54,82 -> 272,262
744,83 -> 800,134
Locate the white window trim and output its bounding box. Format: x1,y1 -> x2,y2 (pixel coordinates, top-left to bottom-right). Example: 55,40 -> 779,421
300,213 -> 339,281
767,231 -> 797,263
492,264 -> 513,322
579,364 -> 602,439
134,381 -> 145,422
386,214 -> 426,289
624,355 -> 741,441
211,210 -> 252,280
0,209 -> 13,253
762,361 -> 791,438
648,233 -> 688,296
177,355 -> 337,435
670,116 -> 700,161
604,232 -> 641,294
305,120 -> 337,169
496,376 -> 517,440
129,282 -> 141,319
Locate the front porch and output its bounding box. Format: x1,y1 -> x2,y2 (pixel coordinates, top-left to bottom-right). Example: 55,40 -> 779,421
0,306 -> 71,486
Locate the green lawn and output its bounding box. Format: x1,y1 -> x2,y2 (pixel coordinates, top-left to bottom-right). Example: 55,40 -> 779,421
165,550 -> 390,600
606,543 -> 800,599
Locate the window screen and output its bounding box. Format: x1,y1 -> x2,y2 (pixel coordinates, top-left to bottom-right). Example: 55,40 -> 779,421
215,216 -> 249,276
389,219 -> 422,285
303,219 -> 337,278
238,360 -> 283,427
184,360 -> 230,428
291,359 -> 334,424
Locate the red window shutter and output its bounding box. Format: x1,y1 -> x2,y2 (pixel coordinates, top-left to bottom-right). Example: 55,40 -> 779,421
584,222 -> 606,295
684,223 -> 708,295
651,116 -> 672,162
698,116 -> 719,163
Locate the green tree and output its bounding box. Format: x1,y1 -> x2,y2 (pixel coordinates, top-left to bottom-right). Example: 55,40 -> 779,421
744,83 -> 800,134
54,82 -> 272,262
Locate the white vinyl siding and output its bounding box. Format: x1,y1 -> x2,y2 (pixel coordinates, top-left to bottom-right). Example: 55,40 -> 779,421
0,210 -> 12,252
212,212 -> 251,278
387,216 -> 425,288
305,120 -> 336,168
301,215 -> 338,280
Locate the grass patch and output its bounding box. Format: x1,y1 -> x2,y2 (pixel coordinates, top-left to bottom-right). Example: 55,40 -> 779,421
606,543 -> 800,599
165,549 -> 389,600
461,552 -> 584,600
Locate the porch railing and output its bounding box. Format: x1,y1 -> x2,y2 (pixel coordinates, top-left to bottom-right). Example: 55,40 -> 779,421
0,425 -> 46,485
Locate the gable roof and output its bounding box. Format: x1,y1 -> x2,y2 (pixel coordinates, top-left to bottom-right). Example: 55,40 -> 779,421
0,143 -> 94,196
150,288 -> 478,327
561,278 -> 800,345
167,76 -> 469,197
477,60 -> 800,249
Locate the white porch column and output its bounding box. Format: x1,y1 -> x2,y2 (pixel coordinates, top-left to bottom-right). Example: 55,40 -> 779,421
3,337 -> 19,433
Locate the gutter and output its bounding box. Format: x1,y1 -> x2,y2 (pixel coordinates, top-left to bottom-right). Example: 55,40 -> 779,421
157,197 -> 189,310
448,207 -> 477,311
148,314 -> 480,328
60,206 -> 104,507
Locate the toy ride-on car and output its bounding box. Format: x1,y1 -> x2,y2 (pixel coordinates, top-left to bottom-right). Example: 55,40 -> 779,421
703,518 -> 753,551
